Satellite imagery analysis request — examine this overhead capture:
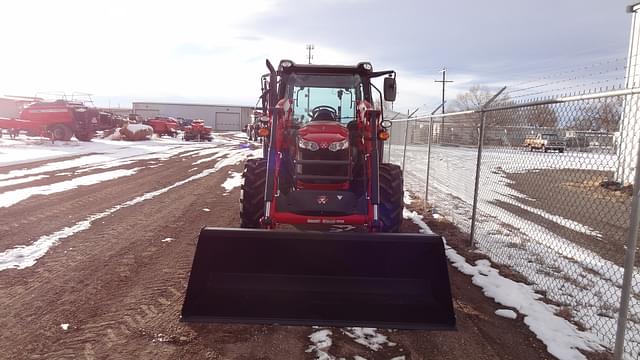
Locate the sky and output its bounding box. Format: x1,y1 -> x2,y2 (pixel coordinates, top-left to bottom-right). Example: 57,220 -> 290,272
0,0 -> 634,113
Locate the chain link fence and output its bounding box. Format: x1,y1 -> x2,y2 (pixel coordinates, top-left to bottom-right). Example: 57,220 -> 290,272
388,88 -> 640,358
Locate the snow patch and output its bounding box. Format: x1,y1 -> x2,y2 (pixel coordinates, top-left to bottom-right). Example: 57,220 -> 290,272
403,191 -> 412,205
202,208 -> 211,212
341,328 -> 396,351
402,208 -> 434,235
161,238 -> 174,243
221,171 -> 242,194
444,240 -> 604,360
306,329 -> 333,360
0,168 -> 139,208
0,175 -> 49,188
495,309 -> 518,319
60,324 -> 69,331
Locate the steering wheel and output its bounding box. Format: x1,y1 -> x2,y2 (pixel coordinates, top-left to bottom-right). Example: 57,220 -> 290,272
310,105 -> 338,121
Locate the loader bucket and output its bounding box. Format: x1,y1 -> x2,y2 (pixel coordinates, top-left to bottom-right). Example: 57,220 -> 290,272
181,227 -> 455,330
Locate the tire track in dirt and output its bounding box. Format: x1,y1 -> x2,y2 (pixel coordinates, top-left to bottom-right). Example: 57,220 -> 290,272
0,151 -> 249,359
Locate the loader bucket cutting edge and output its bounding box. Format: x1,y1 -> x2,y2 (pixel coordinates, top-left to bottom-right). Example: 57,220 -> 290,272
181,227 -> 455,330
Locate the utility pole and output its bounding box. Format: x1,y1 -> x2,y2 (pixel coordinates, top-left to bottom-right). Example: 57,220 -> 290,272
435,67 -> 453,143
306,44 -> 314,64
305,44 -> 314,112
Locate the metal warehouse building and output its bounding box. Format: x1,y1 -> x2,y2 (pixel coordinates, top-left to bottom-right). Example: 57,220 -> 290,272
132,102 -> 253,131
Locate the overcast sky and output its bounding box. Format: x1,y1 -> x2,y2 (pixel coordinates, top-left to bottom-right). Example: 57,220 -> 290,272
0,0 -> 634,112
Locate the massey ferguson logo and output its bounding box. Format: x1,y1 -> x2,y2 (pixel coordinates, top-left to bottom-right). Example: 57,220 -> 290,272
317,195 -> 328,205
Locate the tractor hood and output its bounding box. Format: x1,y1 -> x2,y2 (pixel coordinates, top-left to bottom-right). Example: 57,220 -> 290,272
297,121 -> 348,145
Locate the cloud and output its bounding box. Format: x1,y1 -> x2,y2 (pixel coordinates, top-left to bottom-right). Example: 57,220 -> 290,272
0,0 -> 632,113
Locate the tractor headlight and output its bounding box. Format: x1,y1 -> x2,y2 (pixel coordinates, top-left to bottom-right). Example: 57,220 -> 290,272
329,139 -> 349,152
299,138 -> 319,151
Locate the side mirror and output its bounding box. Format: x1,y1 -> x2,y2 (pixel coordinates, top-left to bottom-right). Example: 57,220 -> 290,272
383,77 -> 397,102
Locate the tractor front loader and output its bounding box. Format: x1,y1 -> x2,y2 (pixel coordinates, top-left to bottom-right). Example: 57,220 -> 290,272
182,60 -> 455,330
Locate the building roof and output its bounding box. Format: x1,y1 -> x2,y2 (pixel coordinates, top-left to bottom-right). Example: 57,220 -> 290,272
132,101 -> 253,108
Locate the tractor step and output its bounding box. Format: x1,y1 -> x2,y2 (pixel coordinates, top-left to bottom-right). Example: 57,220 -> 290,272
181,228 -> 455,330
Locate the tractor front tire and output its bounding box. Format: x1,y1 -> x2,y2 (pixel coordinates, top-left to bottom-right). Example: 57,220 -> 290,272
240,159 -> 267,228
379,163 -> 403,233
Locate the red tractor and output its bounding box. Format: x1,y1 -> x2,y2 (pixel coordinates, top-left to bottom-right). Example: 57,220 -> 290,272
0,99 -> 117,141
181,60 -> 454,330
183,119 -> 213,142
144,116 -> 180,137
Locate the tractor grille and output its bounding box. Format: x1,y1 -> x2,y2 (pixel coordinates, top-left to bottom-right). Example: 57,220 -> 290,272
295,148 -> 350,183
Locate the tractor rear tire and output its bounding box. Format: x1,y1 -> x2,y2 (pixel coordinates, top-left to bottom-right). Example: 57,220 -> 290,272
240,159 -> 267,228
379,163 -> 403,233
50,124 -> 73,141
75,131 -> 94,142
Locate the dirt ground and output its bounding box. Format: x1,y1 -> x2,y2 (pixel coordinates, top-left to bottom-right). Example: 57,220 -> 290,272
501,168 -> 632,267
0,134 -> 607,359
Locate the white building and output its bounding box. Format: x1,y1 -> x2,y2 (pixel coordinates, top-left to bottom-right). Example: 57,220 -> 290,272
0,95 -> 42,118
617,3 -> 640,185
132,102 -> 253,131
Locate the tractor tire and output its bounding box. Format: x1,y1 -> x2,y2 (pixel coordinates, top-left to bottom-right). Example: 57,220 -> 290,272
50,124 -> 73,141
240,159 -> 267,228
379,163 -> 403,233
75,131 -> 94,142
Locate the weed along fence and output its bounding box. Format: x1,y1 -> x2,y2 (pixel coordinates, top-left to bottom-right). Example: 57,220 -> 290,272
386,86 -> 640,358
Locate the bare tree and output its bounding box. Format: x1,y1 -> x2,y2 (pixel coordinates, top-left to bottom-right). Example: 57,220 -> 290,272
572,98 -> 622,132
448,85 -> 511,111
519,104 -> 559,128
448,85 -> 514,126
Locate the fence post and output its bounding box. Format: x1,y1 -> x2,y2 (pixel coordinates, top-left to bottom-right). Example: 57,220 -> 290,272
402,108 -> 420,173
424,103 -> 445,206
469,87 -> 506,247
614,99 -> 640,359
425,115 -> 434,206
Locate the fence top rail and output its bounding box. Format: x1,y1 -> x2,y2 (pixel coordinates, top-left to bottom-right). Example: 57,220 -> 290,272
388,86 -> 640,123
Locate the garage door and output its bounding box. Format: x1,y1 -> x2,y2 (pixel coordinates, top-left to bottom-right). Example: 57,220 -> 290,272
215,112 -> 241,131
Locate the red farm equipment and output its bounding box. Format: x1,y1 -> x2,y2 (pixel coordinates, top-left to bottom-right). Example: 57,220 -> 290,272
183,119 -> 213,142
0,99 -> 117,141
181,60 -> 455,330
144,116 -> 180,137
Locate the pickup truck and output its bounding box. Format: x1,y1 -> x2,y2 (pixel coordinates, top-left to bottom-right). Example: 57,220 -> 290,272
525,133 -> 566,153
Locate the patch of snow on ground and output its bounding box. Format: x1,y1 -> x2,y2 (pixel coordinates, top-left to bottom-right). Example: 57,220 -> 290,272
0,175 -> 48,188
0,168 -> 139,208
161,238 -> 174,243
192,151 -> 227,165
402,208 -> 434,235
444,239 -> 604,360
403,191 -> 412,205
60,324 -> 69,330
495,309 -> 518,319
306,329 -> 334,360
341,328 -> 396,351
221,171 -> 242,194
202,208 -> 211,212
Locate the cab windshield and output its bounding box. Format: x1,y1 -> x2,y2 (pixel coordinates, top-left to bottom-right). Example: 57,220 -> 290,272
287,74 -> 363,124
